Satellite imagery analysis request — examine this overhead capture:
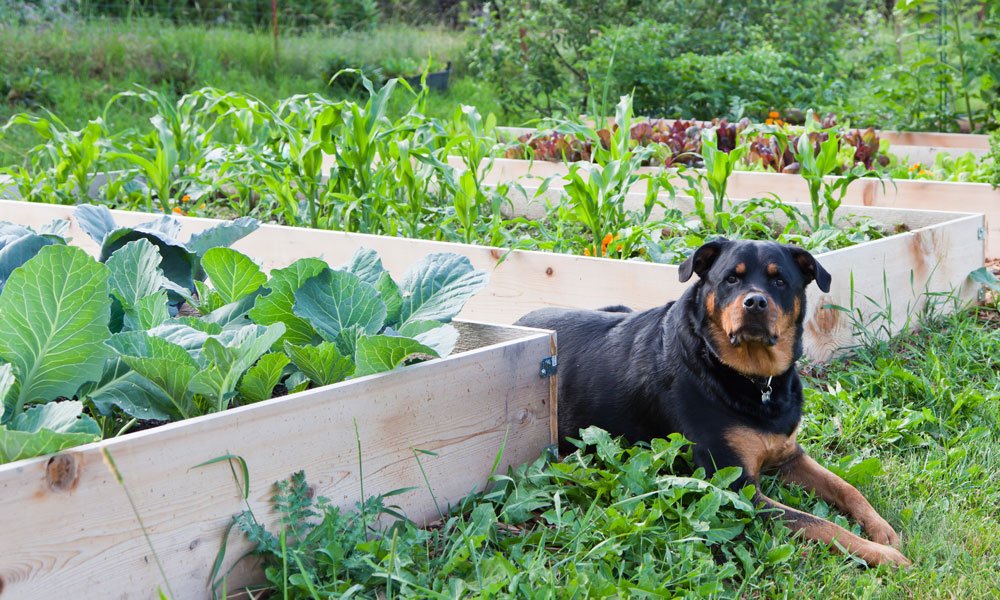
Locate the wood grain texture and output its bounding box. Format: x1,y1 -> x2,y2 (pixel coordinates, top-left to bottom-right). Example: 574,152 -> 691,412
879,130 -> 989,151
0,199 -> 983,363
0,322 -> 555,599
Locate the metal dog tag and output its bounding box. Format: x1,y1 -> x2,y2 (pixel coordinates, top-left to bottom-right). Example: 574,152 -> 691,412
760,376 -> 774,404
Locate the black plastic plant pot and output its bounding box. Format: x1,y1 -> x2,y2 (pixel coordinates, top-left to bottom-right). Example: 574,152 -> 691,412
405,62 -> 451,92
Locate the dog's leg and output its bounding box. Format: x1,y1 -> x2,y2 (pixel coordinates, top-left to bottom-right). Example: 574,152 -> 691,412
703,439 -> 910,568
775,451 -> 902,548
750,489 -> 911,567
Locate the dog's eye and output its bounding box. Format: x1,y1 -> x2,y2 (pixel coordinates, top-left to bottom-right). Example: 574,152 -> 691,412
726,275 -> 739,284
774,278 -> 786,287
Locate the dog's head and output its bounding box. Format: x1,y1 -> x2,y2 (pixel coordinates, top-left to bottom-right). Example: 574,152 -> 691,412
679,239 -> 831,377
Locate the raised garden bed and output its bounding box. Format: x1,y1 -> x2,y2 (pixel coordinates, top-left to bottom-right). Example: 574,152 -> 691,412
478,156 -> 1000,257
0,203 -> 556,598
863,129 -> 988,153
550,121 -> 992,158
2,200 -> 984,364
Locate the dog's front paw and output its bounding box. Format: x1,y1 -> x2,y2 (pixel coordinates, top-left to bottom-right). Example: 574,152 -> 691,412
864,517 -> 901,548
865,543 -> 912,568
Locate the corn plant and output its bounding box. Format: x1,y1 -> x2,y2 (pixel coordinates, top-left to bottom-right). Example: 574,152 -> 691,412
547,97 -> 676,258
1,113 -> 108,204
700,129 -> 747,218
104,87 -> 218,177
273,94 -> 341,229
438,104 -> 518,246
792,130 -> 881,230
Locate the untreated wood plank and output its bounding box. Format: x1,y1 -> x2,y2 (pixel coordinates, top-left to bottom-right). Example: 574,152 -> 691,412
0,323 -> 554,599
0,200 -> 983,363
799,212 -> 983,359
880,130 -> 989,151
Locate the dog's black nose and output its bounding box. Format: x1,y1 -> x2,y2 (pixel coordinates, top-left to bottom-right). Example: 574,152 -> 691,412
743,294 -> 768,313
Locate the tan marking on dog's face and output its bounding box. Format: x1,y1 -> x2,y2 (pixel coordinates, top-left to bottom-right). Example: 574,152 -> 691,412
719,292 -> 748,335
767,263 -> 779,276
707,292 -> 794,377
735,262 -> 746,275
755,295 -> 800,375
725,425 -> 800,478
705,291 -> 716,315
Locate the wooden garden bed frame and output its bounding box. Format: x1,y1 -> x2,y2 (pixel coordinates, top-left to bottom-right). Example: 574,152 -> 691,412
0,203 -> 557,599
2,199 -> 984,365
537,122 -> 992,154
477,156 -> 999,257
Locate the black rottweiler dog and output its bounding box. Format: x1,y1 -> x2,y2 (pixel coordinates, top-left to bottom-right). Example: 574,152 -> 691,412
516,239 -> 910,567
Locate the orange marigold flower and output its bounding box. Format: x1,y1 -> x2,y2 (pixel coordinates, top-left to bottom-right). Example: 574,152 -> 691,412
181,194 -> 191,203
768,110 -> 780,119
908,163 -> 921,172
583,247 -> 592,257
765,118 -> 774,126
172,207 -> 183,215
601,233 -> 620,255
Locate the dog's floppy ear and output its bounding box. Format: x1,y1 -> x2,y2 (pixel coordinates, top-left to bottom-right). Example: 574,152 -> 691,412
787,246 -> 832,292
679,238 -> 729,282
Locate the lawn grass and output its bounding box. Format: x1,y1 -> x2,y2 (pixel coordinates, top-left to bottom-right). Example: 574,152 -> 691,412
233,304 -> 1000,598
784,306 -> 1000,597
0,19 -> 500,165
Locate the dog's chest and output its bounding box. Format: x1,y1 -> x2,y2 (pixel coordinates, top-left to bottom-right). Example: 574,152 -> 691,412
724,424 -> 800,477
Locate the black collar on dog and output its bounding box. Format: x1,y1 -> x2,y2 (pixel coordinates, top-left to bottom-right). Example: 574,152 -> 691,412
693,321 -> 779,405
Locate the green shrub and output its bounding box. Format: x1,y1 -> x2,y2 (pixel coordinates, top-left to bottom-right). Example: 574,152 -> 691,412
468,0 -> 640,118
988,117 -> 1000,187
333,0 -> 379,31
0,0 -> 79,24
469,0 -> 865,121
2,67 -> 52,108
589,26 -> 813,120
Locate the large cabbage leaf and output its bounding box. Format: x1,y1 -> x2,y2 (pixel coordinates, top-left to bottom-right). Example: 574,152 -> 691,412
0,245 -> 111,417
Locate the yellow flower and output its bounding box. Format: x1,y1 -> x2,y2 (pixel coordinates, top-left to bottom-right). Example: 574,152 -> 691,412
583,247 -> 592,257
199,203 -> 206,210
909,163 -> 921,172
918,169 -> 931,177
